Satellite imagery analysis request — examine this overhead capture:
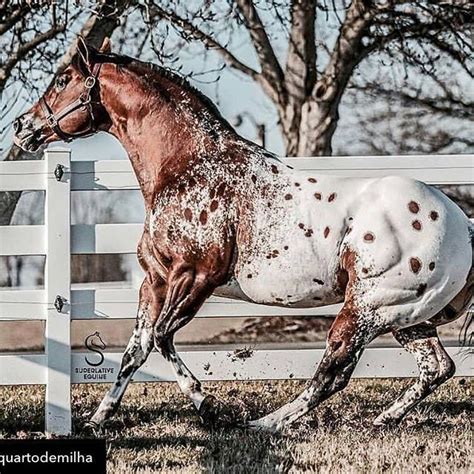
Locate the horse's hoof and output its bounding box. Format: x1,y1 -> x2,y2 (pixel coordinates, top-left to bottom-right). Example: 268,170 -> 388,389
84,420 -> 104,436
246,419 -> 280,433
198,395 -> 220,426
373,414 -> 399,427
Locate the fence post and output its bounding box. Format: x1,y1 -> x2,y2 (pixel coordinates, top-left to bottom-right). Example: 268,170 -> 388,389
45,148 -> 72,435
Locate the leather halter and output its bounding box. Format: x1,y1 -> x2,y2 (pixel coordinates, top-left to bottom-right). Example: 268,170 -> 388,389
40,63 -> 102,142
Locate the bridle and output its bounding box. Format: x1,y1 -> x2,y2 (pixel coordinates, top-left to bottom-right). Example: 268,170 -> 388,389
40,63 -> 102,142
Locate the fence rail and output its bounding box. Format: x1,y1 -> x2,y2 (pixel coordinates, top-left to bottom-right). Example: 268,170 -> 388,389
0,149 -> 473,435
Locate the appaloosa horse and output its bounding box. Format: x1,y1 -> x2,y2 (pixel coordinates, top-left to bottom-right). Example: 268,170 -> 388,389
14,38 -> 473,432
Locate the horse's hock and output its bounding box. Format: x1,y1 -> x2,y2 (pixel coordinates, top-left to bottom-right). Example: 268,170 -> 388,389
0,149 -> 473,435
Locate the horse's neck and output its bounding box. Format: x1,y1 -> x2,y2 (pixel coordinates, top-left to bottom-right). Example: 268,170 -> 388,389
101,67 -> 223,207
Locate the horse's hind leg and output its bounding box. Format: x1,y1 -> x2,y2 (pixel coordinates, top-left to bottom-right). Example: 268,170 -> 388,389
88,278 -> 164,428
373,323 -> 455,426
248,304 -> 384,431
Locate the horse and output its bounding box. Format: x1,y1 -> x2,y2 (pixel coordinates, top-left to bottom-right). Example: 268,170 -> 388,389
13,37 -> 473,432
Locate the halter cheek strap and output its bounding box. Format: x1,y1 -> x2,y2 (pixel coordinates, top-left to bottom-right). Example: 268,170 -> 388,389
40,63 -> 102,142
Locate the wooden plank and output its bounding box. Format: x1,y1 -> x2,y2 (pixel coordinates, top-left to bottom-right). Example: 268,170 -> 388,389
291,154 -> 473,170
0,289 -> 46,320
70,288 -> 341,319
0,160 -> 46,191
0,225 -> 46,256
71,160 -> 138,190
45,149 -> 72,436
69,155 -> 474,191
71,223 -> 142,254
0,345 -> 471,386
291,155 -> 474,184
0,354 -> 46,385
70,346 -> 473,383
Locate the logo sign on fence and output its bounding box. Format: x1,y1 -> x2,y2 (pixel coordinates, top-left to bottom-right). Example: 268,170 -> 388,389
74,332 -> 116,382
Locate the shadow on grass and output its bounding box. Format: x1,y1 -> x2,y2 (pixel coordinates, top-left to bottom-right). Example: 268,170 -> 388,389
0,405 -> 44,436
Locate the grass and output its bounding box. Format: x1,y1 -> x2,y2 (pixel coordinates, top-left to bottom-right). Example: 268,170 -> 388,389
0,378 -> 472,473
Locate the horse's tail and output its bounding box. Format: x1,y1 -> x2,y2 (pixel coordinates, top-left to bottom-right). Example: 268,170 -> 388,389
459,221 -> 474,348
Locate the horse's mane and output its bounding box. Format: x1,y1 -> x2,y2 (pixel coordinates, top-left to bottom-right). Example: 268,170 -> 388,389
96,51 -> 234,132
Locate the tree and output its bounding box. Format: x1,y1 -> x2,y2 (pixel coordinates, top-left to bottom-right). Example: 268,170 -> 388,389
0,0 -> 134,226
140,0 -> 472,156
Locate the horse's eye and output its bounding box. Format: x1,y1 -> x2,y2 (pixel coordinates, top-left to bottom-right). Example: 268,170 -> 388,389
55,75 -> 69,91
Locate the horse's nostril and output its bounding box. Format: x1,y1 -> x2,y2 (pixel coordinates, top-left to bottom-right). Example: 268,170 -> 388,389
13,118 -> 22,133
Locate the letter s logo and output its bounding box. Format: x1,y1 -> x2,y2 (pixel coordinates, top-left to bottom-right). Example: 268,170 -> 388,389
85,331 -> 106,367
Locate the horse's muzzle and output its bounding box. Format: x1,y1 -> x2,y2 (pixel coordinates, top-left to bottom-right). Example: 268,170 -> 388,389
13,114 -> 45,152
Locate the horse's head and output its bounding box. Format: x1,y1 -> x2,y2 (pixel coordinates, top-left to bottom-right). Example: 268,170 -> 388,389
13,37 -> 112,152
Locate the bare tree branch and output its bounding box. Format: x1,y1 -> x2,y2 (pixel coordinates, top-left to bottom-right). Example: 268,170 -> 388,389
143,1 -> 259,80
0,23 -> 65,88
235,0 -> 286,103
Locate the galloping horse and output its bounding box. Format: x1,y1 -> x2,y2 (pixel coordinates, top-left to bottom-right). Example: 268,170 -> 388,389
14,38 -> 473,432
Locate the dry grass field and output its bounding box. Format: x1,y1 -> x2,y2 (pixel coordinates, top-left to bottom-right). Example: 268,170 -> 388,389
0,378 -> 472,473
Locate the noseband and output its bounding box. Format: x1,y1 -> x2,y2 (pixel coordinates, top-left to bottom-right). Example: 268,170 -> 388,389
40,63 -> 102,142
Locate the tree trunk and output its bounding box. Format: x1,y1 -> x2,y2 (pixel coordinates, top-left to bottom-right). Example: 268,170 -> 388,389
279,98 -> 338,157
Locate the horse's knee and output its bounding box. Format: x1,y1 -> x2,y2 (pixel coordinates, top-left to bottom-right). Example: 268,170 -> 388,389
154,327 -> 173,358
119,347 -> 146,378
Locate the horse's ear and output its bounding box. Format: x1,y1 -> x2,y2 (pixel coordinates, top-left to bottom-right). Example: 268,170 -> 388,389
75,35 -> 93,76
99,37 -> 112,53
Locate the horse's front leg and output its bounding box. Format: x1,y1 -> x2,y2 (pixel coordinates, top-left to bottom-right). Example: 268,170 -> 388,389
88,277 -> 165,429
248,304 -> 383,432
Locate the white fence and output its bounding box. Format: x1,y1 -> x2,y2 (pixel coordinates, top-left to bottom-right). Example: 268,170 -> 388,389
0,149 -> 473,435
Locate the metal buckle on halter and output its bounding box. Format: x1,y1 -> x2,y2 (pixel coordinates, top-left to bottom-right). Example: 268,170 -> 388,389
46,114 -> 58,128
84,76 -> 96,89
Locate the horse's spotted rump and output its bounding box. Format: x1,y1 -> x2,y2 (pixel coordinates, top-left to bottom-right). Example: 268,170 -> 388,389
314,192 -> 322,200
429,210 -> 439,221
199,210 -> 208,225
429,261 -> 436,271
408,201 -> 420,213
285,194 -> 293,200
294,182 -> 300,187
271,164 -> 279,174
210,200 -> 219,212
324,226 -> 330,238
184,208 -> 192,222
284,245 -> 289,250
363,232 -> 375,242
328,193 -> 337,202
313,278 -> 324,285
362,267 -> 369,274
412,220 -> 422,231
305,229 -> 313,237
308,177 -> 317,183
298,223 -> 305,229
251,175 -> 257,184
410,257 -> 422,273
247,274 -> 252,279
